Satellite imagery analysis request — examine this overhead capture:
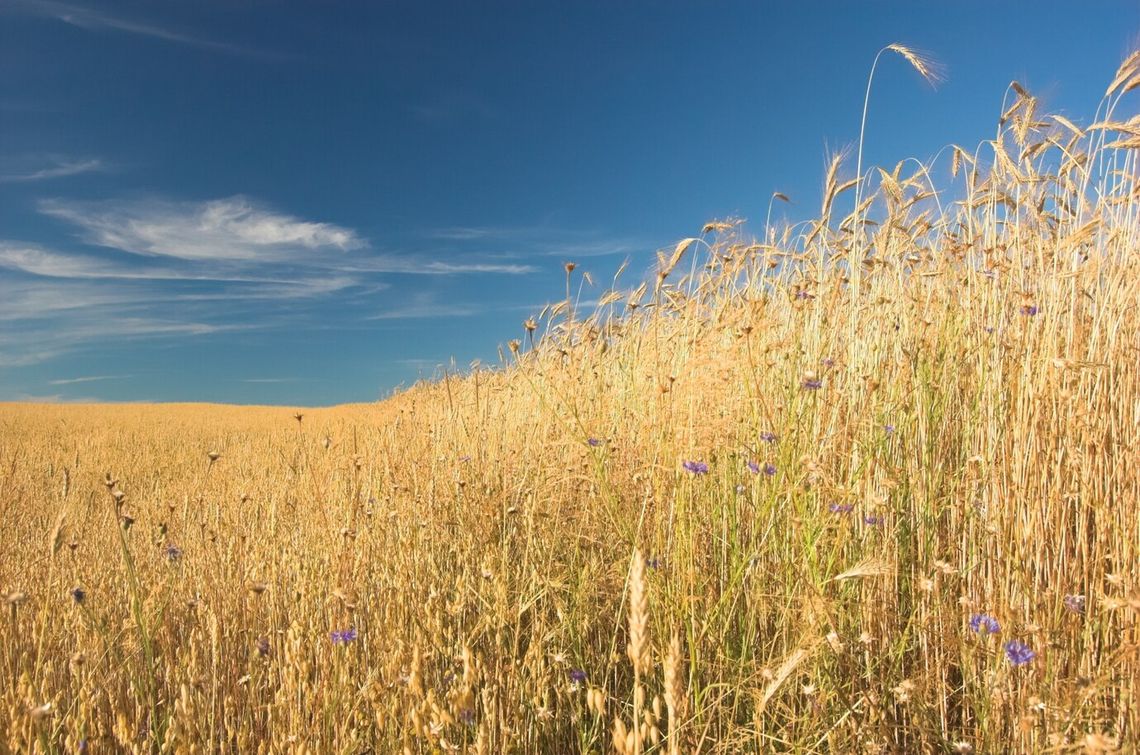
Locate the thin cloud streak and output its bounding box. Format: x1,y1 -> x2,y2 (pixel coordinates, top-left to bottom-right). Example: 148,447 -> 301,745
425,225 -> 648,259
8,0 -> 279,59
341,258 -> 536,275
48,374 -> 129,385
369,304 -> 480,320
0,157 -> 104,183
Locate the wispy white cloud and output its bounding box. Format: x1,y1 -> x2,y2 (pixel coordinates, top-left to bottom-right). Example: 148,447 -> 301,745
40,196 -> 363,262
0,157 -> 104,183
37,198 -> 537,274
48,374 -> 129,385
7,0 -> 276,58
1,195 -> 541,367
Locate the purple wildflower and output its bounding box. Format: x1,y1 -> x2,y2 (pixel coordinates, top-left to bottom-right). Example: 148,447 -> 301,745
568,669 -> 587,684
682,460 -> 709,475
802,376 -> 823,390
746,460 -> 761,474
884,424 -> 895,435
794,290 -> 814,300
163,544 -> 183,563
1004,639 -> 1035,666
821,357 -> 835,368
458,455 -> 472,462
863,514 -> 883,526
645,556 -> 662,570
759,431 -> 778,444
969,613 -> 1000,634
1063,594 -> 1086,614
763,462 -> 777,476
587,438 -> 603,447
828,503 -> 854,514
331,627 -> 358,645
1020,304 -> 1039,316
459,708 -> 476,725
70,587 -> 86,605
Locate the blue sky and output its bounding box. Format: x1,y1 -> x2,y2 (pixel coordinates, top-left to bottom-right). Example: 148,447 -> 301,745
1,1 -> 1137,405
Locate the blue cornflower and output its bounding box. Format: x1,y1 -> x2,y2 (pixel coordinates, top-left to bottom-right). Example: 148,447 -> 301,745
746,460 -> 761,474
969,613 -> 1000,634
331,627 -> 358,645
863,514 -> 883,526
1004,639 -> 1035,666
163,544 -> 183,563
802,376 -> 823,390
682,460 -> 709,475
759,431 -> 778,444
828,503 -> 854,514
884,424 -> 895,435
1020,304 -> 1039,316
459,708 -> 476,725
568,669 -> 587,684
587,438 -> 603,447
645,556 -> 662,570
763,463 -> 777,476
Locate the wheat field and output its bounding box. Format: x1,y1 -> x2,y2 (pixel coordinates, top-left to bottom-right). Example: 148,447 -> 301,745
2,49 -> 1139,754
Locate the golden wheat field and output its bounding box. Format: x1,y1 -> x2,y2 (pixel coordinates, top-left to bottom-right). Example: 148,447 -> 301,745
3,49 -> 1140,754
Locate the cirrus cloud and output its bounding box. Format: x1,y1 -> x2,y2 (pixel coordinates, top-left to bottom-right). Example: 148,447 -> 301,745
39,195 -> 364,262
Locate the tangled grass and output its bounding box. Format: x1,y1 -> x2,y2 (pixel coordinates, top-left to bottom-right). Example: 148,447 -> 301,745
2,48 -> 1139,754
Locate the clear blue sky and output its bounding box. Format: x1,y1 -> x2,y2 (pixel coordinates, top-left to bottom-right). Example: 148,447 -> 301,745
1,1 -> 1136,405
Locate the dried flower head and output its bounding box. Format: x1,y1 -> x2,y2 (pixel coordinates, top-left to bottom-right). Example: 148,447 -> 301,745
1063,594 -> 1087,614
